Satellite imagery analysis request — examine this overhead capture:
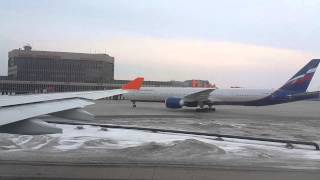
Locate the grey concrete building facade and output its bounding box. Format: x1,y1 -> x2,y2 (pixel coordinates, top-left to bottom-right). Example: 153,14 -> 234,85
8,46 -> 114,83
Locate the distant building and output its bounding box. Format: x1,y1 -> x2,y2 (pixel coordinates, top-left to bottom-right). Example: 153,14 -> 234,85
184,79 -> 216,88
8,45 -> 114,83
1,45 -> 215,94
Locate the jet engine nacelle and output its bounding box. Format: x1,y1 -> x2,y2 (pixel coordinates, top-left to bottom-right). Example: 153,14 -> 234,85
165,97 -> 199,109
165,97 -> 184,109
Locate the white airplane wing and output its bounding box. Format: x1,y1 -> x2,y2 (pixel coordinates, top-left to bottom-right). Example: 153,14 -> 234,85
0,89 -> 127,107
183,88 -> 215,102
0,77 -> 144,134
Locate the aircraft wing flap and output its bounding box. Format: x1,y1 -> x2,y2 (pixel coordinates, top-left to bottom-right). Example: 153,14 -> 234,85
183,88 -> 215,102
0,98 -> 94,126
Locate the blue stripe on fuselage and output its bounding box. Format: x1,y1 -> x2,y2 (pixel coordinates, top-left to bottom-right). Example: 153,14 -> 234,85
213,91 -> 320,106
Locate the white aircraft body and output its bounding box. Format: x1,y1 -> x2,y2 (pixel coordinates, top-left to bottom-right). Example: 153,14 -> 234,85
127,87 -> 274,103
125,59 -> 320,111
0,77 -> 144,134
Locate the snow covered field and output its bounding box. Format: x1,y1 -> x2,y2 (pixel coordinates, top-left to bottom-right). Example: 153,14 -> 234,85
1,101 -> 320,170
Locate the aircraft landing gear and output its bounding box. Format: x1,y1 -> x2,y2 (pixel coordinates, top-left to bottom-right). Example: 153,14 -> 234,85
196,104 -> 207,112
196,108 -> 209,112
132,101 -> 137,108
208,105 -> 216,112
196,105 -> 216,112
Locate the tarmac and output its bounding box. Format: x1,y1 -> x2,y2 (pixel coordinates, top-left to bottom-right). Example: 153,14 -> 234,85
1,100 -> 320,179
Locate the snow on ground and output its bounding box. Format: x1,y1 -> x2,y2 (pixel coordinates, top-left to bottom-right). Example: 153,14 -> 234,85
1,124 -> 320,162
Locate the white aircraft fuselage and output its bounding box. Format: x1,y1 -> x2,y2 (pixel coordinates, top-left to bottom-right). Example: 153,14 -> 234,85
125,59 -> 320,108
124,87 -> 274,103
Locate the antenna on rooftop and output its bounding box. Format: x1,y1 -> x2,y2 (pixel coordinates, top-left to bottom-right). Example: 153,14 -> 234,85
23,44 -> 32,51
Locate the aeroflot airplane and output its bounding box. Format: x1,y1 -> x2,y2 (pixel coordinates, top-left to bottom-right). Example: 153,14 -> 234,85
125,59 -> 320,111
0,77 -> 144,134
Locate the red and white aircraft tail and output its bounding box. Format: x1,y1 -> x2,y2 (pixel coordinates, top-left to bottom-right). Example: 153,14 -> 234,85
122,77 -> 144,91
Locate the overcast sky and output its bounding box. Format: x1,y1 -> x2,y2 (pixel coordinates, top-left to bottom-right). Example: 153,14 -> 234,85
1,0 -> 320,88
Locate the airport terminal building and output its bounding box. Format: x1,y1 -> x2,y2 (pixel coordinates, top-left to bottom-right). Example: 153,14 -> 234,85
8,45 -> 114,83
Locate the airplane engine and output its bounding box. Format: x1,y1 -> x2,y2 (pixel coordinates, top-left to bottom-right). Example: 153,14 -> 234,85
165,97 -> 199,109
165,97 -> 184,109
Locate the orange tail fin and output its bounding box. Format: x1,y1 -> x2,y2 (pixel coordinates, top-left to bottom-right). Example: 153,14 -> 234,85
122,77 -> 144,90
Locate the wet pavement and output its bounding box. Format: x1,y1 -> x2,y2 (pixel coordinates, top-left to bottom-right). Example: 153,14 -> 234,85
89,100 -> 320,143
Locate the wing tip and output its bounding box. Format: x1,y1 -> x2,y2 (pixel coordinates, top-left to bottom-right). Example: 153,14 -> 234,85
122,77 -> 144,90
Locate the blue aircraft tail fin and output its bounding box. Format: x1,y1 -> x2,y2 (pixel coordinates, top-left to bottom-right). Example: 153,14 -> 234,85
278,59 -> 320,94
